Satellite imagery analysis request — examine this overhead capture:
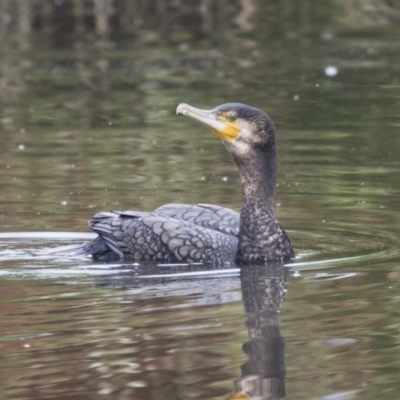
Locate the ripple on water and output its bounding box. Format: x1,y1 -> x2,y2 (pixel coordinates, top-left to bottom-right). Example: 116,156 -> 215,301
0,225 -> 398,282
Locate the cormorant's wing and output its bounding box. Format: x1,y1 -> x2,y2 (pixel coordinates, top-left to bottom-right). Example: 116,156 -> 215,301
153,203 -> 239,236
87,210 -> 238,264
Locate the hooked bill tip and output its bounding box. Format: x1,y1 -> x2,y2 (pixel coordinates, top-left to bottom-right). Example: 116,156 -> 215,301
176,103 -> 189,115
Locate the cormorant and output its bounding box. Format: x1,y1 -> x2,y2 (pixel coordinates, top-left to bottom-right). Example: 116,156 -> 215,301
84,103 -> 294,265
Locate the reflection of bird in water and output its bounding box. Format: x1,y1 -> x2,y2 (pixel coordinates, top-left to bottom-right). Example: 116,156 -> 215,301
227,263 -> 289,400
93,259 -> 290,399
85,103 -> 294,265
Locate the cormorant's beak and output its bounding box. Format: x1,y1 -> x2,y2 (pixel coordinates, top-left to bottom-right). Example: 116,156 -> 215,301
176,103 -> 240,141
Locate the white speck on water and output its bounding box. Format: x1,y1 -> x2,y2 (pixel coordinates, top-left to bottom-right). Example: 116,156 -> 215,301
98,388 -> 112,395
316,83 -> 320,87
325,338 -> 358,346
293,95 -> 300,101
108,121 -> 112,126
222,176 -> 228,182
179,43 -> 189,52
379,205 -> 385,209
322,220 -> 326,223
20,128 -> 26,134
89,362 -> 104,369
325,66 -> 338,77
199,4 -> 208,13
322,390 -> 360,400
367,47 -> 375,55
61,201 -> 68,206
360,182 -> 364,186
23,343 -> 31,348
321,30 -> 334,41
276,203 -> 281,207
200,176 -> 206,181
127,381 -> 146,388
6,164 -> 10,169
18,144 -> 25,150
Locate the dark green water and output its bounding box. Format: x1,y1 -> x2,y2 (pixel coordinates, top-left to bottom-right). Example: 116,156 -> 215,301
1,1 -> 400,399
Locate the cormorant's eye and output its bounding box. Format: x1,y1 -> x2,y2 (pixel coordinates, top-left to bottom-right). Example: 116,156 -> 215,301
227,112 -> 237,122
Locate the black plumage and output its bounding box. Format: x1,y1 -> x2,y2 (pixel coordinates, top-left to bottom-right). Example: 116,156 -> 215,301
85,103 -> 294,265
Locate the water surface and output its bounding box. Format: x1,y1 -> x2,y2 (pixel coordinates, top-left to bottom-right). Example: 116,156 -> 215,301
1,1 -> 400,399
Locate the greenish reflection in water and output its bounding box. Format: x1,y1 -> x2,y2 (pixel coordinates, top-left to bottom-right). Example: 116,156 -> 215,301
1,1 -> 400,399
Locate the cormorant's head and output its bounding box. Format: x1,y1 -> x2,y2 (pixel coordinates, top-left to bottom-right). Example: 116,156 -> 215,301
176,102 -> 276,156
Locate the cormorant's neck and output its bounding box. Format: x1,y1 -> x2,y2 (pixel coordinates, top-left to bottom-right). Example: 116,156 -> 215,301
232,142 -> 291,265
235,143 -> 277,212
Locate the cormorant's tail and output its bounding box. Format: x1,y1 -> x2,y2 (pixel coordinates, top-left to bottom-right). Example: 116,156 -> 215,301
83,236 -> 120,262
38,237 -> 119,262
